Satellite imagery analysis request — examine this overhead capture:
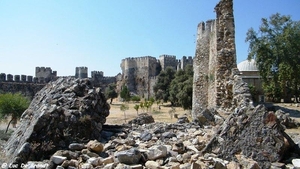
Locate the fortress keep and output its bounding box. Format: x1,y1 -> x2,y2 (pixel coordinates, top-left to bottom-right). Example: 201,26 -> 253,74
120,55 -> 193,99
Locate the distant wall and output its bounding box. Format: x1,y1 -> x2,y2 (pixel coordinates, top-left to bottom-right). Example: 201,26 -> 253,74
0,82 -> 45,99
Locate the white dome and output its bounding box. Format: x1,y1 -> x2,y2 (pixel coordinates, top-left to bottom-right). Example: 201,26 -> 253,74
237,59 -> 258,71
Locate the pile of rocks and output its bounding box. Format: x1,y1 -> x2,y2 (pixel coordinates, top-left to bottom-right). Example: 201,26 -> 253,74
27,121 -> 218,169
4,77 -> 110,165
18,111 -> 300,169
3,76 -> 300,168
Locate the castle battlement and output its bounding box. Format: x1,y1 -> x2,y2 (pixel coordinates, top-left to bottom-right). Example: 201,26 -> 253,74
102,76 -> 116,80
0,73 -> 42,83
91,71 -> 104,75
197,20 -> 216,41
159,54 -> 176,59
35,66 -> 57,83
35,67 -> 52,73
75,67 -> 88,79
123,56 -> 156,61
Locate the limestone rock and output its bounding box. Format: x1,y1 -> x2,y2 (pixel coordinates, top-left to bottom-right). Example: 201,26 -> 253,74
145,160 -> 160,169
292,159 -> 300,169
69,143 -> 85,151
51,155 -> 67,165
4,77 -> 110,165
146,145 -> 168,160
116,148 -> 141,165
86,140 -> 104,153
128,113 -> 155,125
202,104 -> 300,168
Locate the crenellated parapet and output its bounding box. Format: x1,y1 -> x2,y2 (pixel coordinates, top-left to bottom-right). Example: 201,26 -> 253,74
119,54 -> 193,99
75,67 -> 88,79
35,67 -> 58,83
159,54 -> 177,70
0,73 -> 35,83
91,71 -> 104,81
179,56 -> 193,70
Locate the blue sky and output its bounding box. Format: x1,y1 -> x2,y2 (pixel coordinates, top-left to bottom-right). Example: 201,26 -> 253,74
0,0 -> 299,77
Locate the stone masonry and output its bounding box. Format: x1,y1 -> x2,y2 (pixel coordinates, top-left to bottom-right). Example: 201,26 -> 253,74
120,55 -> 193,99
192,0 -> 237,116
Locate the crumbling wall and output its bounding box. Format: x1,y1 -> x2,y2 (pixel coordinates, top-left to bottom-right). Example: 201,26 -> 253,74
192,0 -> 238,117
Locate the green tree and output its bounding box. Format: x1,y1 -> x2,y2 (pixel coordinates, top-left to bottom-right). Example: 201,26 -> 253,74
104,83 -> 118,104
246,13 -> 300,102
248,84 -> 258,102
144,100 -> 154,113
120,85 -> 131,102
120,104 -> 129,123
139,102 -> 145,112
169,65 -> 193,110
134,104 -> 139,115
131,95 -> 141,102
0,92 -> 30,133
153,67 -> 175,102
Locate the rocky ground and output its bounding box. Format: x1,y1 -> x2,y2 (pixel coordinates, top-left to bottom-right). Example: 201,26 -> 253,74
1,101 -> 300,168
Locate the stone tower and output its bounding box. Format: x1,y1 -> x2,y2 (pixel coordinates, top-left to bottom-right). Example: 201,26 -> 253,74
192,0 -> 237,115
75,67 -> 88,79
35,67 -> 57,83
120,56 -> 159,98
159,55 -> 177,71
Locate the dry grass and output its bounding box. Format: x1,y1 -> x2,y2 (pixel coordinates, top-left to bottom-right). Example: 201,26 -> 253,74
106,100 -> 191,125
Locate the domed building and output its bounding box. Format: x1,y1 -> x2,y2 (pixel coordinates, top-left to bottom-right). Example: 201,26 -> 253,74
237,59 -> 264,102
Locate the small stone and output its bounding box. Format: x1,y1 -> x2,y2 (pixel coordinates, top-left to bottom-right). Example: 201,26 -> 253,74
227,161 -> 240,169
140,131 -> 152,141
86,140 -> 104,153
80,163 -> 93,169
102,156 -> 114,165
69,143 -> 85,151
51,155 -> 67,165
172,142 -> 185,154
191,162 -> 202,169
145,160 -> 160,169
292,159 -> 300,168
130,164 -> 144,169
146,145 -> 168,160
116,148 -> 141,165
87,157 -> 101,166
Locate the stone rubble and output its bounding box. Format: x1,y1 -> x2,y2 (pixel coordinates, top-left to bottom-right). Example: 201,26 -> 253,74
14,110 -> 300,169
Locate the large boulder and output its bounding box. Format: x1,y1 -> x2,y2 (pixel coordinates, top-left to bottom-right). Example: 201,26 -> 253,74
4,77 -> 110,165
202,104 -> 300,168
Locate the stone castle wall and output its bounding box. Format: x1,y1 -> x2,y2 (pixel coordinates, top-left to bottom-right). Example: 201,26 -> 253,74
120,55 -> 193,98
35,67 -> 57,83
159,54 -> 177,71
193,20 -> 217,113
193,0 -> 238,114
1,66 -> 119,99
75,67 -> 88,79
180,56 -> 193,70
120,56 -> 160,98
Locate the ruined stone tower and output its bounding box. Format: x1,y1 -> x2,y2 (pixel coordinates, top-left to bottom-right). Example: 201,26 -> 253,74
192,0 -> 237,115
